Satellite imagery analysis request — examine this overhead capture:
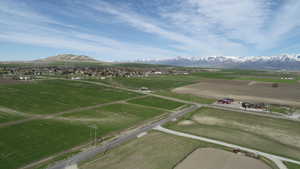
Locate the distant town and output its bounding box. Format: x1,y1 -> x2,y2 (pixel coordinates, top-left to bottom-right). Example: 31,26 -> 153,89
0,64 -> 196,81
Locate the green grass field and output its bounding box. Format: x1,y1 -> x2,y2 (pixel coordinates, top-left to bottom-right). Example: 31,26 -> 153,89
191,69 -> 300,84
80,131 -> 275,169
191,71 -> 236,79
0,103 -> 167,169
87,70 -> 299,94
88,75 -> 201,91
0,119 -> 93,169
0,80 -> 140,114
165,107 -> 300,161
80,131 -> 214,169
62,103 -> 165,127
269,105 -> 296,115
156,90 -> 216,104
0,111 -> 25,123
128,96 -> 185,110
285,162 -> 300,169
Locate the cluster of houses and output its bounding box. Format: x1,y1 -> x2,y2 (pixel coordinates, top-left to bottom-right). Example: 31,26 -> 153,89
0,65 -> 192,80
217,98 -> 267,111
280,77 -> 294,80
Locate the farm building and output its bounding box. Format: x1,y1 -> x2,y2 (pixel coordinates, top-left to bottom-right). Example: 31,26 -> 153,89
281,77 -> 294,80
139,87 -> 152,93
18,76 -> 32,80
71,77 -> 81,80
241,102 -> 267,110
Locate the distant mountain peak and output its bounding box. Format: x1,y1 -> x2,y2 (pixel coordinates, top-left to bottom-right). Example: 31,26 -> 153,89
139,54 -> 300,70
36,54 -> 98,62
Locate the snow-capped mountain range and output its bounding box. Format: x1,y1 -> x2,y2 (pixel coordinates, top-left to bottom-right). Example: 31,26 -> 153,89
139,54 -> 300,70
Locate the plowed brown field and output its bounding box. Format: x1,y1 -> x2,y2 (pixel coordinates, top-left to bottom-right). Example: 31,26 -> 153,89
173,79 -> 300,106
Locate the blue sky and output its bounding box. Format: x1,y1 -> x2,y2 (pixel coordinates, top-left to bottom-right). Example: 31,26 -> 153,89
0,0 -> 300,61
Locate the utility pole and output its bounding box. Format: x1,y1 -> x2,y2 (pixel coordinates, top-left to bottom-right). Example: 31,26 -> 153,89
90,127 -> 92,147
94,126 -> 97,147
89,124 -> 98,149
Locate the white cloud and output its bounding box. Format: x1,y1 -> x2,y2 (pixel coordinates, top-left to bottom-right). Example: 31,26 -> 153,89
0,30 -> 179,61
157,0 -> 300,54
0,0 -> 181,60
0,0 -> 67,26
0,0 -> 300,60
90,1 -> 248,56
161,0 -> 273,45
268,0 -> 300,46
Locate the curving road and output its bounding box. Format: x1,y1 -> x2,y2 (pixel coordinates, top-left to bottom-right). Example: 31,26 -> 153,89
154,126 -> 300,169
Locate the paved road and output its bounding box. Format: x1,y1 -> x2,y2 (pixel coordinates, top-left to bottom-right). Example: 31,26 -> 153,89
47,105 -> 201,169
155,126 -> 300,168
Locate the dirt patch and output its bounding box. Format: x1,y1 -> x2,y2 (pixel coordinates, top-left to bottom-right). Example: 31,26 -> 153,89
174,148 -> 271,169
248,81 -> 257,86
0,79 -> 32,85
290,112 -> 300,119
178,120 -> 194,126
173,79 -> 300,107
192,115 -> 225,125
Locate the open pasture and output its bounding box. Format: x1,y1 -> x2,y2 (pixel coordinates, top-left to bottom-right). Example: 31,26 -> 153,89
173,79 -> 300,106
285,162 -> 300,169
61,103 -> 165,130
89,75 -> 201,91
166,107 -> 300,161
128,96 -> 186,110
0,103 -> 168,169
156,90 -> 216,104
80,131 -> 209,169
0,111 -> 25,123
0,79 -> 32,84
0,119 -> 92,169
0,80 -> 140,114
63,103 -> 164,119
